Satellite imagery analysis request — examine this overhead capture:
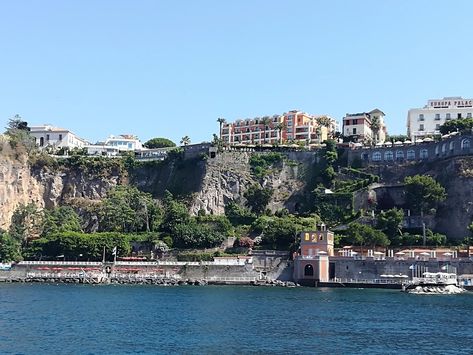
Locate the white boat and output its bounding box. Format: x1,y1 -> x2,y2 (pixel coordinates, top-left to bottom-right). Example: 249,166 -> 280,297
403,272 -> 465,294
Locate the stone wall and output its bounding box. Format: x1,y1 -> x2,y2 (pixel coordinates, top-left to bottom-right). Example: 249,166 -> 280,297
348,134 -> 473,166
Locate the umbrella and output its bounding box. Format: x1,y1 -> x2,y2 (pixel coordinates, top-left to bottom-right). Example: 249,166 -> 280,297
419,252 -> 430,256
404,140 -> 412,144
399,275 -> 409,278
443,252 -> 453,256
416,139 -> 424,143
423,137 -> 434,142
317,251 -> 327,255
394,141 -> 403,145
374,251 -> 384,255
380,274 -> 389,277
395,251 -> 405,255
351,251 -> 358,255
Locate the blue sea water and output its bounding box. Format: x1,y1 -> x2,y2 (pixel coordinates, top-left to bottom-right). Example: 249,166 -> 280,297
0,284 -> 472,354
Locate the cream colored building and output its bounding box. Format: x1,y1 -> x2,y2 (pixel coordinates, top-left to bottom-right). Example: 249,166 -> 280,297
342,109 -> 387,144
29,124 -> 88,150
407,97 -> 473,140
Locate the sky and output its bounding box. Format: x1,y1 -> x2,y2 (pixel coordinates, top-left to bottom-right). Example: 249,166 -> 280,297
1,0 -> 472,144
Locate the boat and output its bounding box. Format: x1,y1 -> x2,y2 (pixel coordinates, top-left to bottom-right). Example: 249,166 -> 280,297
402,272 -> 465,294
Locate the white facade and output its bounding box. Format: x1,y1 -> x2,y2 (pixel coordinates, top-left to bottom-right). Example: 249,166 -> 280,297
29,125 -> 88,150
342,109 -> 387,144
104,135 -> 143,151
85,144 -> 120,157
407,97 -> 473,140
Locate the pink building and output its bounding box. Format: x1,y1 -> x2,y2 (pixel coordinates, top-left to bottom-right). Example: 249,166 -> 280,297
221,110 -> 337,146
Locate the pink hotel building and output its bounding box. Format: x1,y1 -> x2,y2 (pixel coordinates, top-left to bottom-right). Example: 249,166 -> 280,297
221,110 -> 337,146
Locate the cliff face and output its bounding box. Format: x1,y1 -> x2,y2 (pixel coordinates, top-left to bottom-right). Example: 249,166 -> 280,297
189,151 -> 315,215
3,140 -> 473,240
361,156 -> 473,239
0,141 -> 122,230
0,142 -> 43,230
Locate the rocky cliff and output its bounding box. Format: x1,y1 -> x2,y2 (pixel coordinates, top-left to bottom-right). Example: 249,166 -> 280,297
2,138 -> 473,240
189,151 -> 315,215
0,139 -> 122,230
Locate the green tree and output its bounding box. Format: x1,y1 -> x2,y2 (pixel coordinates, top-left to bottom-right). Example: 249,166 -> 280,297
217,117 -> 226,140
404,175 -> 447,214
369,116 -> 381,145
261,116 -> 272,144
244,185 -> 273,215
275,121 -> 286,144
255,215 -> 319,250
143,137 -> 176,149
0,231 -> 22,262
225,202 -> 256,225
9,203 -> 42,241
41,206 -> 82,237
99,186 -> 161,233
345,223 -> 390,248
180,136 -> 191,146
439,118 -> 473,135
377,208 -> 403,243
5,114 -> 35,151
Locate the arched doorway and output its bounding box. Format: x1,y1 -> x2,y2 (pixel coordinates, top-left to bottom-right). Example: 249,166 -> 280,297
304,264 -> 314,276
39,137 -> 44,147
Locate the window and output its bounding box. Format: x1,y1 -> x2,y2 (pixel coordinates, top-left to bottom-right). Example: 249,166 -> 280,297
446,113 -> 451,119
461,139 -> 470,150
384,151 -> 394,161
419,124 -> 424,131
441,144 -> 446,154
352,119 -> 358,125
353,128 -> 357,135
436,124 -> 440,130
46,134 -> 50,141
39,137 -> 44,147
396,151 -> 404,160
419,114 -> 424,121
435,146 -> 439,156
372,152 -> 382,161
458,113 -> 462,119
407,150 -> 415,160
435,114 -> 440,120
449,142 -> 454,151
59,134 -> 62,141
468,113 -> 472,118
420,149 -> 428,159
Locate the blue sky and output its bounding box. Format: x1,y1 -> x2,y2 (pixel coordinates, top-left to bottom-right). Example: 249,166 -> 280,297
1,1 -> 472,144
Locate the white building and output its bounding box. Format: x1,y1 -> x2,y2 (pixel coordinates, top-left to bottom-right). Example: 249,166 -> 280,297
407,97 -> 473,140
104,134 -> 143,151
29,124 -> 88,150
342,109 -> 387,144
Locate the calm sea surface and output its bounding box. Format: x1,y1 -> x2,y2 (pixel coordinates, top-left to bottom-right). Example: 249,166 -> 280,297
0,284 -> 472,354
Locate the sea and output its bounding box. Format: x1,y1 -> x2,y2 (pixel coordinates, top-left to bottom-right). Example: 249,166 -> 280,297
0,284 -> 472,355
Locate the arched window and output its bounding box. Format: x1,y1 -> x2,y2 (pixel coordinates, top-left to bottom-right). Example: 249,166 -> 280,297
435,146 -> 439,156
304,264 -> 314,276
461,139 -> 471,150
384,151 -> 394,161
420,149 -> 428,159
39,137 -> 44,147
449,141 -> 454,152
396,151 -> 404,160
441,144 -> 446,154
407,150 -> 415,160
372,151 -> 382,161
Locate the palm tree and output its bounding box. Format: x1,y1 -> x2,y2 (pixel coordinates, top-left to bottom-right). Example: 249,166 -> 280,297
217,117 -> 226,140
370,116 -> 381,145
316,115 -> 333,140
261,116 -> 272,144
180,136 -> 191,146
275,122 -> 286,144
